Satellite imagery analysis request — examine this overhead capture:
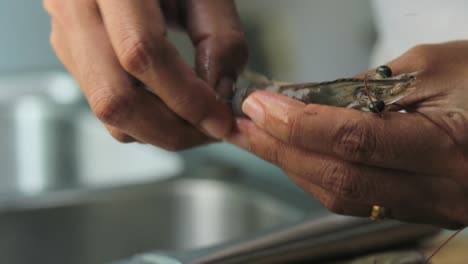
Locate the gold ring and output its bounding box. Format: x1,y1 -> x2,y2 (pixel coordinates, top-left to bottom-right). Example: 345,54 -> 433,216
370,205 -> 387,221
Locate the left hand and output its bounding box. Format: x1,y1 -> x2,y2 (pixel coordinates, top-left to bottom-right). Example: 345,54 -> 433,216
227,41 -> 468,228
44,0 -> 247,149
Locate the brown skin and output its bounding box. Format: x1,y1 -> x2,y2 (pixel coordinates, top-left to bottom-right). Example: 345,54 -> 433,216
43,0 -> 248,150
44,0 -> 468,227
228,41 -> 468,228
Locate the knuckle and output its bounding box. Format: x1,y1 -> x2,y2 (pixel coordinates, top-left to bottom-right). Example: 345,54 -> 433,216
90,88 -> 132,125
118,36 -> 155,75
332,119 -> 377,162
320,163 -> 361,199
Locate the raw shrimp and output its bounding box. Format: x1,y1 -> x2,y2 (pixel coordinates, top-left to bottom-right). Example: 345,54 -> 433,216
231,66 -> 418,116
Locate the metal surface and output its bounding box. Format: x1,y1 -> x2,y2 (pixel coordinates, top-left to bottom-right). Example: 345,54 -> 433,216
0,174 -> 307,264
116,215 -> 438,264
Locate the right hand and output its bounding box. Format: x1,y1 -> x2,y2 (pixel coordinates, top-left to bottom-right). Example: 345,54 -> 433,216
43,0 -> 248,150
229,41 -> 468,228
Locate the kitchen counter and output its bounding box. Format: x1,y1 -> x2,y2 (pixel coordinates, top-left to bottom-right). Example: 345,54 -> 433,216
329,229 -> 468,264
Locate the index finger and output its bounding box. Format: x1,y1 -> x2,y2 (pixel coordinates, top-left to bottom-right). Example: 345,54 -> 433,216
183,0 -> 248,97
241,91 -> 463,176
97,0 -> 233,139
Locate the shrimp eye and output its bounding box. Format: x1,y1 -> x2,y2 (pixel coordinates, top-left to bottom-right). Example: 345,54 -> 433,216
376,65 -> 393,78
369,100 -> 386,113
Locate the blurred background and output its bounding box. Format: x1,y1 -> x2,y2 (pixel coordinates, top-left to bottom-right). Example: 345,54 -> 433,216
0,0 -> 377,198
0,1 -> 380,264
0,0 -> 375,76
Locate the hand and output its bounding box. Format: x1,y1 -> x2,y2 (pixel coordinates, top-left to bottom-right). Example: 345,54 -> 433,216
228,41 -> 468,228
44,0 -> 247,150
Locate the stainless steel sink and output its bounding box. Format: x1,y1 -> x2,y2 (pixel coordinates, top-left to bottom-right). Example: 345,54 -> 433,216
0,172 -> 310,264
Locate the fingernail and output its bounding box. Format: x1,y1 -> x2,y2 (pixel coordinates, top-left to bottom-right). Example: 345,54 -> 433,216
216,77 -> 235,100
244,92 -> 305,124
242,96 -> 265,125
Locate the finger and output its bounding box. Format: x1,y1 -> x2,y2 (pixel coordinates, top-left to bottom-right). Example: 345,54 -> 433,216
289,173 -> 461,228
241,91 -> 464,176
182,0 -> 248,98
97,0 -> 233,139
288,174 -> 371,217
66,0 -> 209,150
50,19 -> 137,144
228,119 -> 468,225
49,20 -> 76,75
